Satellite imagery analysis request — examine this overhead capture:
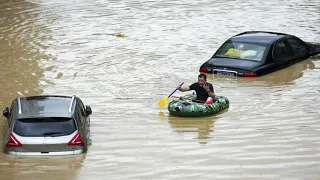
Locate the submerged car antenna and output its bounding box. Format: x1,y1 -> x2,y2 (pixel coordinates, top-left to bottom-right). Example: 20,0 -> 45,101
69,95 -> 76,113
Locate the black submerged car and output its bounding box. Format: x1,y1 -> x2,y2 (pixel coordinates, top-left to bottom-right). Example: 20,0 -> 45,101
199,31 -> 320,77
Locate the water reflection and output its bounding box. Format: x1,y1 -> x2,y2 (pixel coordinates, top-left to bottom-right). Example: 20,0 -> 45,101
209,59 -> 316,86
0,154 -> 86,180
159,108 -> 229,144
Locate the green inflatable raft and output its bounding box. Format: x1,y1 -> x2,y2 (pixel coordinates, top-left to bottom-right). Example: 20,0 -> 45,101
168,94 -> 229,117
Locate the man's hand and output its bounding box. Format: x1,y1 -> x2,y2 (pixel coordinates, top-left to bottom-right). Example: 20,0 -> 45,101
203,83 -> 210,92
177,85 -> 190,92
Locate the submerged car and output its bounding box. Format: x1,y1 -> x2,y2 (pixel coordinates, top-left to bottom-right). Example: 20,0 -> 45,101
199,31 -> 320,77
2,95 -> 92,155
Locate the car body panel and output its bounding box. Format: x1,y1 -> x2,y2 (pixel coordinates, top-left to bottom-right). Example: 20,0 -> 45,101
3,131 -> 84,155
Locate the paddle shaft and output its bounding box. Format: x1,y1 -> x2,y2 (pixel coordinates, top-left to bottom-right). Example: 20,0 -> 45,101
168,82 -> 184,98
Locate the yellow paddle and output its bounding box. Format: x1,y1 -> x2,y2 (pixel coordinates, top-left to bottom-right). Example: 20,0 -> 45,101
158,82 -> 184,108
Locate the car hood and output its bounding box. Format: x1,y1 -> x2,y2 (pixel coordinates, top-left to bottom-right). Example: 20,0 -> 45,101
205,57 -> 262,71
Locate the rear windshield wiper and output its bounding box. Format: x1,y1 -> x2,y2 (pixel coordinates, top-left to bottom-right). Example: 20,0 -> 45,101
43,132 -> 66,137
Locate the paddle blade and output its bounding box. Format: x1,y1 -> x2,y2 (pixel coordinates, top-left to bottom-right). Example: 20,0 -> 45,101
158,97 -> 168,108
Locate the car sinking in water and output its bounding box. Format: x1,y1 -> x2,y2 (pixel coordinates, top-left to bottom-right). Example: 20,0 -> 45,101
199,31 -> 320,77
2,95 -> 92,155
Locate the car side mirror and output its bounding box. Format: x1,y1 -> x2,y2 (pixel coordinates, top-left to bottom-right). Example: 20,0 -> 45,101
85,105 -> 92,116
3,107 -> 9,118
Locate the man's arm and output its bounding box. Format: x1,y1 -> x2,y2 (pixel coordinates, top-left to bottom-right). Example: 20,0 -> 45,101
207,84 -> 215,98
207,90 -> 215,98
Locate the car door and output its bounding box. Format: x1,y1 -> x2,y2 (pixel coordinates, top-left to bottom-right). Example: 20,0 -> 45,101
272,39 -> 295,69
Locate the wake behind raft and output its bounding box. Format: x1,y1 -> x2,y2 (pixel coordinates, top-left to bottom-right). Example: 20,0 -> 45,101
168,93 -> 229,117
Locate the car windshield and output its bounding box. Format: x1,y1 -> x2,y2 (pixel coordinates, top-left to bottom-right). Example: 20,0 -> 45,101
215,41 -> 267,61
13,117 -> 77,137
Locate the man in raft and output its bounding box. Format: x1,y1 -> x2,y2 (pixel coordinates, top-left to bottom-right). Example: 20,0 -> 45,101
177,73 -> 215,104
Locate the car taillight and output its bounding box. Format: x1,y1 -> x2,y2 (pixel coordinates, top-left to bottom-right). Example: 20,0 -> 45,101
244,72 -> 257,77
199,67 -> 208,73
68,133 -> 84,146
6,134 -> 22,147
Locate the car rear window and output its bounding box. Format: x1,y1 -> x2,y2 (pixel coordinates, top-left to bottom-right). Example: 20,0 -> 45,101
215,41 -> 267,61
13,117 -> 77,137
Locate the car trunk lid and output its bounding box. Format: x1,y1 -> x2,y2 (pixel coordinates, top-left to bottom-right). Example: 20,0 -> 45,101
10,117 -> 82,153
206,57 -> 262,71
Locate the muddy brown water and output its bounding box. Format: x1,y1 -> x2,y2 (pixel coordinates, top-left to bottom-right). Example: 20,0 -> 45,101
0,0 -> 320,179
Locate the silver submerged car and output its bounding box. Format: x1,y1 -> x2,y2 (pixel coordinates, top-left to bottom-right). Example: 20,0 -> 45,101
2,95 -> 92,155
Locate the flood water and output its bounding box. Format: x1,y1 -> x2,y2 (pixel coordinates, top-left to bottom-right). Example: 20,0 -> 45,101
0,0 -> 320,179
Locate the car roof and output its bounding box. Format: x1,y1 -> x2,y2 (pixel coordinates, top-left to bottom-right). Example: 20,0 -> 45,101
230,31 -> 294,45
14,95 -> 76,119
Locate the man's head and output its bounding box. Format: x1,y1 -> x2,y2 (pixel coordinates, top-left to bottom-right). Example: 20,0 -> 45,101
197,73 -> 207,86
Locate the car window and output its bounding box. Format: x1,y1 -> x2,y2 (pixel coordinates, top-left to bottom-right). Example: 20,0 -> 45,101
13,117 -> 77,137
273,40 -> 294,61
215,40 -> 267,61
286,38 -> 308,55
